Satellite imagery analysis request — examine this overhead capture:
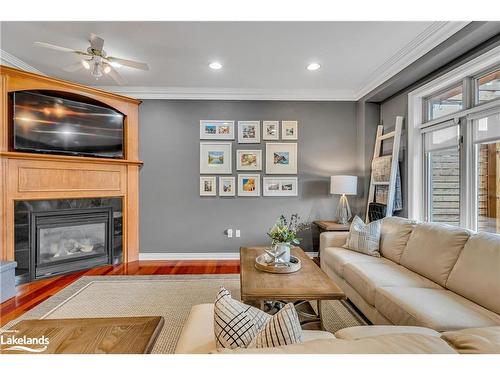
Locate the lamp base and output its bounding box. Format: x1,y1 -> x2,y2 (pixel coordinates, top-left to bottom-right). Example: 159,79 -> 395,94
336,194 -> 352,225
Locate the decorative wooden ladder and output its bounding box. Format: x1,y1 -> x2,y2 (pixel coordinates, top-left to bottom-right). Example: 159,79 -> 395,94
365,116 -> 404,222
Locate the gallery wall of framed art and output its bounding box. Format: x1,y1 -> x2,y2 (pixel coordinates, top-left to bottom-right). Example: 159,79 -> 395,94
198,119 -> 299,197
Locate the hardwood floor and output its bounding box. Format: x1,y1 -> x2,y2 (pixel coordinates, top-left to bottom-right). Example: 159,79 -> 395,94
0,260 -> 240,327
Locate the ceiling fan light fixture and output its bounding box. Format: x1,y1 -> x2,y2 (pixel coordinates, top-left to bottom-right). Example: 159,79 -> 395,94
81,59 -> 91,70
103,65 -> 111,74
91,63 -> 102,78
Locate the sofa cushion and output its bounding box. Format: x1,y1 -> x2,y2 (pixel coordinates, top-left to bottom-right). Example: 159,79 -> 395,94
321,247 -> 390,278
220,334 -> 457,354
214,287 -> 270,349
399,223 -> 470,286
343,262 -> 442,305
446,232 -> 500,315
441,326 -> 500,354
379,217 -> 417,263
249,303 -> 303,348
175,303 -> 335,354
335,325 -> 440,340
375,287 -> 500,332
343,216 -> 381,257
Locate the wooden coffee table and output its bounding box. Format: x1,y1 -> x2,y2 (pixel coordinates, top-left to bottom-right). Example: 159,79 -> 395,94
240,246 -> 345,328
0,316 -> 164,354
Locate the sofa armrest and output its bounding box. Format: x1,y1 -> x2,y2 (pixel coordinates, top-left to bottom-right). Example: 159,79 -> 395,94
320,231 -> 348,252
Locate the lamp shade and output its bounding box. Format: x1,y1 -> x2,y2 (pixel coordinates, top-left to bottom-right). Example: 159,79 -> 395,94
330,175 -> 357,195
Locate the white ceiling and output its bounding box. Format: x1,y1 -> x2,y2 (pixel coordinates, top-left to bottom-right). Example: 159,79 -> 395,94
0,21 -> 468,100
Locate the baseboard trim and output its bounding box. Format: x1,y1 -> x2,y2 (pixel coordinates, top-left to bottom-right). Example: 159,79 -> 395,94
139,252 -> 318,260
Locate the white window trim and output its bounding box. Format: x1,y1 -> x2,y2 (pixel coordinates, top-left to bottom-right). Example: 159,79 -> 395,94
407,44 -> 500,221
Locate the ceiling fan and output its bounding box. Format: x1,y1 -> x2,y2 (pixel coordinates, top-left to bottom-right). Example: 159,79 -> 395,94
34,34 -> 149,84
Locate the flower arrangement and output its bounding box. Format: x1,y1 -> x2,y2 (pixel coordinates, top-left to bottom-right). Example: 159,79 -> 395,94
267,214 -> 309,246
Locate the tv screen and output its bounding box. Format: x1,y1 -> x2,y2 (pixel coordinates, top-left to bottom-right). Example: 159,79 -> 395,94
13,91 -> 124,158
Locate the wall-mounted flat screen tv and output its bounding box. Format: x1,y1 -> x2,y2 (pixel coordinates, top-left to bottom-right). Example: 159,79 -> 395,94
13,91 -> 124,158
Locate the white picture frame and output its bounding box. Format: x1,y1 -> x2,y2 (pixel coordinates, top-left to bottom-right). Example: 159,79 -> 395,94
238,121 -> 261,143
200,142 -> 232,174
265,142 -> 297,174
218,176 -> 236,197
263,177 -> 298,197
200,120 -> 235,140
200,176 -> 217,196
237,174 -> 261,197
262,121 -> 279,140
281,120 -> 298,140
236,149 -> 262,171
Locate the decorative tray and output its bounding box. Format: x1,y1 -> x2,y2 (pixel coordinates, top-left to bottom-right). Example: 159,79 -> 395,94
255,254 -> 302,274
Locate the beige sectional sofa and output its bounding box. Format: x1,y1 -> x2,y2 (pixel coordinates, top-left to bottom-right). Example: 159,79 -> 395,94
320,217 -> 500,332
175,303 -> 500,353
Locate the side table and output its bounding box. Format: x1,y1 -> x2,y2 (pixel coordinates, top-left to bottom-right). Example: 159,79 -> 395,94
312,221 -> 350,261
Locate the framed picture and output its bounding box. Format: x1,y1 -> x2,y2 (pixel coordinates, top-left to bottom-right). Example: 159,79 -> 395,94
200,120 -> 235,140
263,177 -> 298,196
200,142 -> 232,174
200,176 -> 217,196
263,121 -> 279,140
237,174 -> 261,197
265,142 -> 297,174
238,121 -> 260,143
219,176 -> 236,197
282,120 -> 298,140
236,149 -> 262,171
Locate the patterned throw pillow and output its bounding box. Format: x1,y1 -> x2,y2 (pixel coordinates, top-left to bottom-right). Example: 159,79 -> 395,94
214,287 -> 271,349
343,215 -> 381,257
249,302 -> 303,348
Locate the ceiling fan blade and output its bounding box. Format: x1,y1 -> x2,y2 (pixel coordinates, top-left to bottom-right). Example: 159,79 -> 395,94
90,33 -> 104,52
107,56 -> 149,71
62,62 -> 84,72
107,66 -> 127,85
34,41 -> 87,55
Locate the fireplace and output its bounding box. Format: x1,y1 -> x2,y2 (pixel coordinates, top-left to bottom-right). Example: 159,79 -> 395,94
15,198 -> 123,284
31,208 -> 113,280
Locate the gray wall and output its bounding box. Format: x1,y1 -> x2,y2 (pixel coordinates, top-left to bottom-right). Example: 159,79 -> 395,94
139,100 -> 358,254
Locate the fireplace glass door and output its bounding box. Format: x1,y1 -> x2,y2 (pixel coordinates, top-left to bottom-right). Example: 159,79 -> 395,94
31,207 -> 113,280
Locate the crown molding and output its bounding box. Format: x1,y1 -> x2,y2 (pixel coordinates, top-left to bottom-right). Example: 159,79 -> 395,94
355,21 -> 470,100
0,49 -> 45,75
92,86 -> 358,101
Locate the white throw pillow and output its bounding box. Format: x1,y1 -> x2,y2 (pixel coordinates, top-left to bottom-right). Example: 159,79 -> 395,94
343,215 -> 381,257
249,302 -> 304,348
213,287 -> 271,349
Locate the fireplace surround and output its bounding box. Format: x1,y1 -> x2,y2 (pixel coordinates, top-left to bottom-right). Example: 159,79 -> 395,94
15,198 -> 123,284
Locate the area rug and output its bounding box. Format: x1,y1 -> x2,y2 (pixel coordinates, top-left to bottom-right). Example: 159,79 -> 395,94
2,275 -> 366,353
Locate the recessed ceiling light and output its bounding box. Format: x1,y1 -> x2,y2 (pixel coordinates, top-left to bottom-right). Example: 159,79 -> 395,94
306,63 -> 321,71
209,61 -> 223,70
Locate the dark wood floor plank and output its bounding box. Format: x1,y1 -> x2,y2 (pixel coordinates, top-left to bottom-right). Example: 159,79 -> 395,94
0,260 -> 240,326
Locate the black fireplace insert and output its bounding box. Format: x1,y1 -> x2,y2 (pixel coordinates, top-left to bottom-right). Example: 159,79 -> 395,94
30,207 -> 114,281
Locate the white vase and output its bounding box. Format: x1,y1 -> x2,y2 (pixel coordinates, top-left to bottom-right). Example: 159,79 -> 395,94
274,243 -> 291,263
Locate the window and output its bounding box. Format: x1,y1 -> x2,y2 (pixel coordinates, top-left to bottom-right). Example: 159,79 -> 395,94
424,124 -> 461,226
424,84 -> 463,121
473,112 -> 500,234
407,46 -> 500,234
476,67 -> 500,104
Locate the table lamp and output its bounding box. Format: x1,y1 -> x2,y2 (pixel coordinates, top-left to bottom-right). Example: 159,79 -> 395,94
330,175 -> 358,224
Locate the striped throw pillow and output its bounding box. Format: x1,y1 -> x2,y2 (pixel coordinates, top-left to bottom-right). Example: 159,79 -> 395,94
343,215 -> 381,257
249,303 -> 303,348
214,287 -> 271,349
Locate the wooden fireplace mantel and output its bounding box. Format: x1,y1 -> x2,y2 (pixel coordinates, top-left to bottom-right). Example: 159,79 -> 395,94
0,65 -> 143,263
